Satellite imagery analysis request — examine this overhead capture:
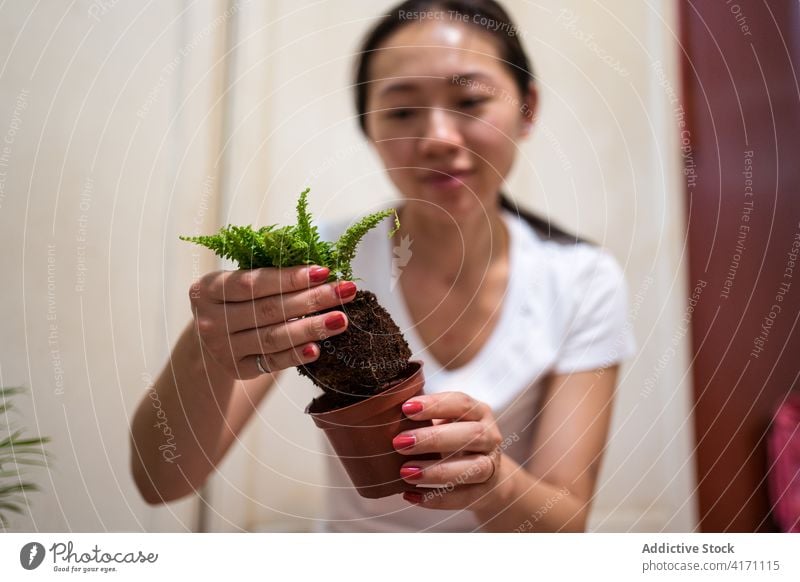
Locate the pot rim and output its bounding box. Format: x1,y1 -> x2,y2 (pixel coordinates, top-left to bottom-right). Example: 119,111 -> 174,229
306,360 -> 423,426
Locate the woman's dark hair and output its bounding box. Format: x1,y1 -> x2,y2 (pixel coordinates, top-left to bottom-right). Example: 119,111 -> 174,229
354,0 -> 583,244
354,0 -> 532,135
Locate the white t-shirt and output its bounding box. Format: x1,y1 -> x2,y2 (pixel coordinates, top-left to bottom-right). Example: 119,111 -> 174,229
313,206 -> 635,532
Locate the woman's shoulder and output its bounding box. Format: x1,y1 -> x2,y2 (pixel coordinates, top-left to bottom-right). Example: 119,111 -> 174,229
544,237 -> 624,283
507,211 -> 625,288
507,215 -> 635,372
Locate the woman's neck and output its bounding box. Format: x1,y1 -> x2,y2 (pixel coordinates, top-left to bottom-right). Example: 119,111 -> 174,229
394,202 -> 508,288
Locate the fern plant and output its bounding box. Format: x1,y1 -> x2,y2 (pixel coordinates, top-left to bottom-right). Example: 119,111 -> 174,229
0,387 -> 50,529
181,187 -> 399,281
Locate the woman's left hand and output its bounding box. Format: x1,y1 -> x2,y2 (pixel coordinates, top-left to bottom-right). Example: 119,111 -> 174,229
394,391 -> 505,510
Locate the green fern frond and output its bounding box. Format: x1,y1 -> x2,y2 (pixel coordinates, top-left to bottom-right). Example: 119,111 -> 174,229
295,187 -> 315,243
332,209 -> 397,280
0,387 -> 24,416
0,500 -> 28,513
0,387 -> 49,529
181,187 -> 398,281
0,483 -> 39,496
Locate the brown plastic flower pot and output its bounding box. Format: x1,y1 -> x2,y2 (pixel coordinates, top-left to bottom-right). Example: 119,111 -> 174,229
306,361 -> 437,499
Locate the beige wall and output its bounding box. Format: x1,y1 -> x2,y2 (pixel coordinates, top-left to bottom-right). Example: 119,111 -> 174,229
0,0 -> 697,532
0,0 -> 230,531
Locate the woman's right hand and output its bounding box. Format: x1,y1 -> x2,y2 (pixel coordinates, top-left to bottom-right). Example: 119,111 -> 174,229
188,265 -> 356,379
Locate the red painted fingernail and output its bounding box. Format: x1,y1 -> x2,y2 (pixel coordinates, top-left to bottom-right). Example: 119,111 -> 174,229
402,401 -> 423,415
309,266 -> 330,283
302,344 -> 316,358
324,313 -> 347,330
400,466 -> 423,480
335,281 -> 357,299
403,491 -> 424,504
392,435 -> 416,450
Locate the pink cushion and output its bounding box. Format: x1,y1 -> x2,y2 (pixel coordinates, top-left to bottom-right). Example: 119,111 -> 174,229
768,393 -> 800,532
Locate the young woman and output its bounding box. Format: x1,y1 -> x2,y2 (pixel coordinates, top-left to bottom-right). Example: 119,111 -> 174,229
130,0 -> 635,532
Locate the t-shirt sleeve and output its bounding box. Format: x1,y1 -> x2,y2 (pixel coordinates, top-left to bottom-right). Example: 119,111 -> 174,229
554,248 -> 636,374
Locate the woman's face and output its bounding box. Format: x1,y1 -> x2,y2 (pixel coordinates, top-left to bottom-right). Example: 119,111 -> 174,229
364,19 -> 535,223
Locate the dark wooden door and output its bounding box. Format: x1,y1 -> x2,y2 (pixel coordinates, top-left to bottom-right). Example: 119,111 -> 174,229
679,0 -> 800,531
